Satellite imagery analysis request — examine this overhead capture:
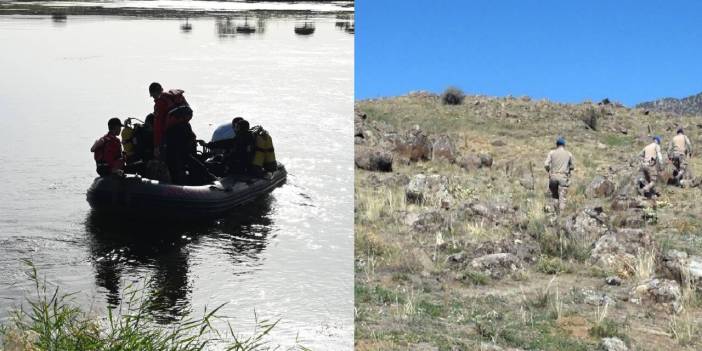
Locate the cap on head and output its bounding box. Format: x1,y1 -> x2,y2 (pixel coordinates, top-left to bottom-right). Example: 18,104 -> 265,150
556,137 -> 566,146
148,82 -> 162,95
108,117 -> 123,129
653,136 -> 661,144
677,127 -> 684,134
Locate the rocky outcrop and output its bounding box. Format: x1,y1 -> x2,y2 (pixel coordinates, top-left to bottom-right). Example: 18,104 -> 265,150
636,91 -> 702,116
660,249 -> 702,290
630,278 -> 682,314
355,146 -> 393,172
563,207 -> 609,250
590,228 -> 655,274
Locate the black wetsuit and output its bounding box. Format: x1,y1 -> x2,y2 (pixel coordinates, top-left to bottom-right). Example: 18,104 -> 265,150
206,131 -> 255,175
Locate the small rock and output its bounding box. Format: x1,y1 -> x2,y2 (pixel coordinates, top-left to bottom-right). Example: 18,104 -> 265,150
583,289 -> 616,306
479,153 -> 494,168
600,337 -> 628,351
491,140 -> 506,147
605,276 -> 622,286
446,251 -> 466,264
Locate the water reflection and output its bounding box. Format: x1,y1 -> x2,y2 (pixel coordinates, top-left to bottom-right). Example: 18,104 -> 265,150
216,17 -> 236,37
51,12 -> 67,26
180,18 -> 192,32
84,197 -> 274,322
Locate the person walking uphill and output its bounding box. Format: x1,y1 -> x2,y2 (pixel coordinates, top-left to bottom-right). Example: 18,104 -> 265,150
90,118 -> 125,177
148,82 -> 193,158
668,127 -> 693,186
544,137 -> 575,214
639,136 -> 663,198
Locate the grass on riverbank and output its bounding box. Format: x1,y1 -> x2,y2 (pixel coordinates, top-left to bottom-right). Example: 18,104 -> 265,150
1,261 -> 308,351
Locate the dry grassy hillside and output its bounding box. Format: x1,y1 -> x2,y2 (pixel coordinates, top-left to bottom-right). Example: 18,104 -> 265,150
354,92 -> 702,351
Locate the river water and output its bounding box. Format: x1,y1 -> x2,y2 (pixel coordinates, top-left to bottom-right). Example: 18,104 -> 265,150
0,6 -> 353,349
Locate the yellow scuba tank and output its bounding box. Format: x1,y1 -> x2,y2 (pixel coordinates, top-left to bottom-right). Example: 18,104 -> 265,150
121,118 -> 142,161
251,126 -> 276,172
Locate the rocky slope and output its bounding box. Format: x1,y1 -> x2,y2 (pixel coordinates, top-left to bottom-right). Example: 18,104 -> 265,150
355,92 -> 702,351
636,91 -> 702,116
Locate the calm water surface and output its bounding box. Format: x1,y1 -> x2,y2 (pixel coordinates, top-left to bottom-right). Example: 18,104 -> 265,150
0,11 -> 353,349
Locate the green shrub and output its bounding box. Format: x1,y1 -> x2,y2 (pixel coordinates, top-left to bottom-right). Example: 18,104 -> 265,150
441,86 -> 465,105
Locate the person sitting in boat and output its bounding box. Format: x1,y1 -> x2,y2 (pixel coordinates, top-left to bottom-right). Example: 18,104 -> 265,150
149,82 -> 192,159
164,113 -> 217,185
90,117 -> 125,177
205,118 -> 255,176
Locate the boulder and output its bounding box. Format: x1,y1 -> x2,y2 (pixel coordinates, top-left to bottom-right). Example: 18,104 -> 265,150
660,249 -> 702,290
354,146 -> 393,172
600,337 -> 628,351
458,154 -> 483,171
406,174 -> 452,206
586,176 -> 615,198
630,278 -> 682,314
394,126 -> 432,162
431,134 -> 457,162
470,253 -> 522,279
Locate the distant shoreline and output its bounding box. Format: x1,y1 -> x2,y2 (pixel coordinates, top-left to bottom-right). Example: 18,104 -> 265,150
0,1 -> 354,17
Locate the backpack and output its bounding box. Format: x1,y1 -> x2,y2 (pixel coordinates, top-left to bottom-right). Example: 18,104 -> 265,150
163,89 -> 193,121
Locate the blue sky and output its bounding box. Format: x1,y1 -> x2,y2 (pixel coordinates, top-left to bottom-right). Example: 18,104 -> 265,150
356,0 -> 702,106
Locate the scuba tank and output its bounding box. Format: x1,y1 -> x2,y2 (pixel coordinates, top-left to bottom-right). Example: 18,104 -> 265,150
250,126 -> 277,172
121,118 -> 144,163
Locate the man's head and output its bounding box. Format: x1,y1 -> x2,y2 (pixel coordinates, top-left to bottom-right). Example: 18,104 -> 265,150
148,82 -> 163,99
108,117 -> 123,135
653,136 -> 661,144
677,127 -> 684,134
236,119 -> 250,133
232,116 -> 244,130
556,137 -> 566,147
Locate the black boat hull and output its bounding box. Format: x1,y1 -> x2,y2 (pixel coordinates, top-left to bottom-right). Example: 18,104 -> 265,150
86,164 -> 287,219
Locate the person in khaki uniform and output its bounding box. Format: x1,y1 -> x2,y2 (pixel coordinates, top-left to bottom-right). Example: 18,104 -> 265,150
639,136 -> 663,197
667,127 -> 693,185
544,137 -> 575,213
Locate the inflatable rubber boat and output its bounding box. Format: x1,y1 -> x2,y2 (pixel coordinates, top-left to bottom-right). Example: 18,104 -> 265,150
86,163 -> 286,219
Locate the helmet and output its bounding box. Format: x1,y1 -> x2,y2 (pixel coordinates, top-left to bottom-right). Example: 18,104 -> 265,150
556,137 -> 566,146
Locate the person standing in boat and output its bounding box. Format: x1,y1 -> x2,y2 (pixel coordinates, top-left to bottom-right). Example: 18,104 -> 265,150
148,82 -> 192,159
164,113 -> 217,185
90,117 -> 125,177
